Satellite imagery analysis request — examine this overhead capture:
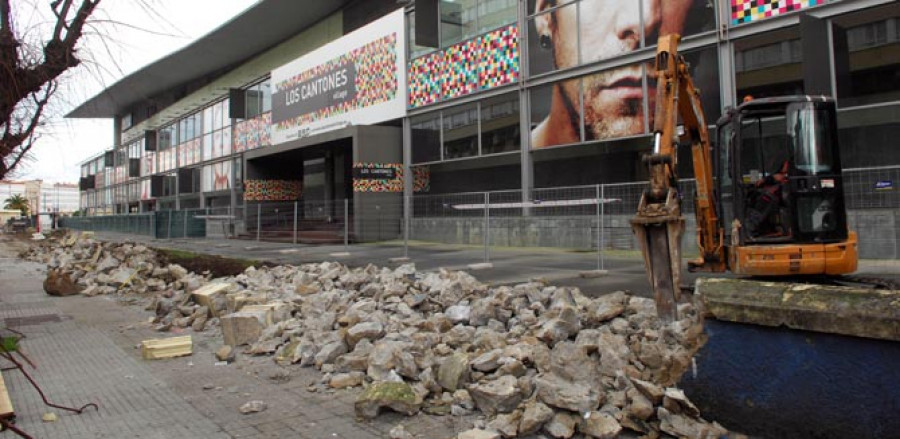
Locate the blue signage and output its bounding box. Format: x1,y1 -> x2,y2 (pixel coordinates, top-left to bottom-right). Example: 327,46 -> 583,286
875,180 -> 893,191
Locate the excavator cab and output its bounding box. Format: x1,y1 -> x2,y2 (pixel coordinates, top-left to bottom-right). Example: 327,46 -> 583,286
715,97 -> 857,276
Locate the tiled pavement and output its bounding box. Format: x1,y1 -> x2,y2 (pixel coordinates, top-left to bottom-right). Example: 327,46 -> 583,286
0,239 -> 468,438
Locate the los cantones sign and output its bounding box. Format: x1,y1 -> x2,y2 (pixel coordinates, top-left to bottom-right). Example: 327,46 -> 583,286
277,62 -> 357,119
271,9 -> 406,145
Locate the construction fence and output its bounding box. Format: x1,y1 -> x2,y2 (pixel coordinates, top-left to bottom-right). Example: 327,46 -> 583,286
61,166 -> 900,261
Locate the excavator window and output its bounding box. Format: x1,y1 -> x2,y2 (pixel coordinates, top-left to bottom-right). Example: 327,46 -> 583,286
787,103 -> 836,175
738,112 -> 793,239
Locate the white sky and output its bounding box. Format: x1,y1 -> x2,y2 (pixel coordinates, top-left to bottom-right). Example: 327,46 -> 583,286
14,0 -> 258,184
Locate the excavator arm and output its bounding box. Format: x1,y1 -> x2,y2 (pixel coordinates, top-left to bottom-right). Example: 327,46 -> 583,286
631,35 -> 726,322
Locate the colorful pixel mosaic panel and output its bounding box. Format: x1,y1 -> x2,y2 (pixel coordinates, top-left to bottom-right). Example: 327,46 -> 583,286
351,164 -> 431,193
274,34 -> 399,132
243,179 -> 302,202
353,163 -> 403,193
413,166 -> 430,193
479,26 -> 519,91
732,0 -> 823,25
408,24 -> 519,108
407,51 -> 444,107
233,112 -> 272,152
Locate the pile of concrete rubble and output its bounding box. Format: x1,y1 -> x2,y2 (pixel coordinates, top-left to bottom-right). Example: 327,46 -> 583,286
24,233 -> 728,439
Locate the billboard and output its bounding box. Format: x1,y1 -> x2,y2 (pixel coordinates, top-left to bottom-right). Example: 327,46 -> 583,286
271,9 -> 406,145
527,0 -> 718,150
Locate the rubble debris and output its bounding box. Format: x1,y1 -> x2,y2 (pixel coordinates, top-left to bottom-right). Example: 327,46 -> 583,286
389,424 -> 415,439
140,336 -> 192,360
355,381 -> 422,419
22,232 -> 728,439
239,400 -> 267,414
44,269 -> 81,296
457,429 -> 501,439
216,345 -> 235,363
220,310 -> 267,347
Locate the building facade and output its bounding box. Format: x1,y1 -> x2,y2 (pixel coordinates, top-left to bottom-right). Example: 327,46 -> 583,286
2,180 -> 79,215
71,0 -> 898,229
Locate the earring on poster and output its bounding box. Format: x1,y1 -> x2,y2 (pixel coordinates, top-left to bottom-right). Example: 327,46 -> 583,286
539,34 -> 552,50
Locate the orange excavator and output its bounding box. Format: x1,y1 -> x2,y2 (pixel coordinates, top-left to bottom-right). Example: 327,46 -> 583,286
632,35 -> 859,321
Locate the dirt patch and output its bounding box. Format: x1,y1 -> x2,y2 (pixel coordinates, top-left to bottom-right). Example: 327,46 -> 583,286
155,248 -> 271,278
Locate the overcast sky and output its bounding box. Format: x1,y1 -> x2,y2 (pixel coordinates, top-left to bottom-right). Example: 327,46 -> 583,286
13,0 -> 258,183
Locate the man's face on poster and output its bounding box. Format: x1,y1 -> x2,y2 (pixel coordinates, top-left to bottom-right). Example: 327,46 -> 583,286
535,0 -> 695,141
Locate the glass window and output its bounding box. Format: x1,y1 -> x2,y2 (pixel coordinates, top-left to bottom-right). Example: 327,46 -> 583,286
786,103 -> 835,175
681,46 -> 722,124
530,78 -> 582,149
159,125 -> 175,150
477,0 -> 517,33
734,27 -> 804,101
480,93 -> 520,155
642,0 -> 716,47
212,101 -> 224,131
581,65 -> 645,142
441,0 -> 478,47
528,3 -> 577,76
412,113 -> 442,163
577,0 -> 640,65
408,10 -> 437,59
738,112 -> 789,184
245,82 -> 271,119
233,158 -> 242,188
203,106 -> 214,134
129,140 -> 141,159
222,128 -> 232,156
203,133 -> 213,160
443,102 -> 479,159
261,81 -> 272,114
833,6 -> 900,107
837,104 -> 900,169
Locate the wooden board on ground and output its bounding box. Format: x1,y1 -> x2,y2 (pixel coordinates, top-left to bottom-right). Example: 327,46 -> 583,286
141,335 -> 192,360
191,282 -> 233,316
0,372 -> 14,418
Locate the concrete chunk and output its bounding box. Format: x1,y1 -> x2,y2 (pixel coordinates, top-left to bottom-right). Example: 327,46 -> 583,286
220,310 -> 268,346
192,282 -> 233,317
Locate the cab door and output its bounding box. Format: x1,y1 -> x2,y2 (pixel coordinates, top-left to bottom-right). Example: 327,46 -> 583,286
715,121 -> 736,246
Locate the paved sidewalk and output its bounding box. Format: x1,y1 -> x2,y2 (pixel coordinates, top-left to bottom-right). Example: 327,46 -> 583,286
0,243 -> 229,438
0,237 -> 467,438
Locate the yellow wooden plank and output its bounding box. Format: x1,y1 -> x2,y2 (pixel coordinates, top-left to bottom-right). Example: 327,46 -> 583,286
0,372 -> 14,418
141,336 -> 192,360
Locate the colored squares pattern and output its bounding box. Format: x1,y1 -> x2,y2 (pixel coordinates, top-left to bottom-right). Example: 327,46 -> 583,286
243,179 -> 302,202
351,163 -> 431,193
408,24 -> 519,108
731,0 -> 823,25
233,113 -> 272,153
352,163 -> 404,193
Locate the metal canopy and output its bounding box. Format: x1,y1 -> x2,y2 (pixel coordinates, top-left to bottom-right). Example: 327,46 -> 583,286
67,0 -> 349,119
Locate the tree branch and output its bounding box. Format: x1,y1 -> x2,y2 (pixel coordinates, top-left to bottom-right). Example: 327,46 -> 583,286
51,0 -> 74,42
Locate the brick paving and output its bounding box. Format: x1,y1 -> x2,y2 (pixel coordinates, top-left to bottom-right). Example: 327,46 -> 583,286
0,236 -> 471,438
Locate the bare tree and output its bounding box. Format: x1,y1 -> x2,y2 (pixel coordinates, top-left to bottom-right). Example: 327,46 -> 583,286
0,0 -> 100,180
